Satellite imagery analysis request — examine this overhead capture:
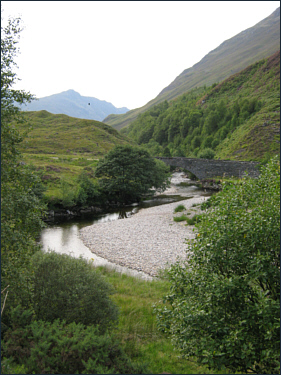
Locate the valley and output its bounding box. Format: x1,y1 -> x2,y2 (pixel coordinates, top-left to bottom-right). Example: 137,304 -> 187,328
2,6 -> 280,374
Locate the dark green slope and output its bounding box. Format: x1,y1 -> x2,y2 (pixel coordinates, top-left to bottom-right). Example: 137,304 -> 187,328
104,7 -> 280,130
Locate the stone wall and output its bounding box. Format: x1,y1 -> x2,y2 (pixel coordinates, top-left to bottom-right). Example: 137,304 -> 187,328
156,157 -> 260,179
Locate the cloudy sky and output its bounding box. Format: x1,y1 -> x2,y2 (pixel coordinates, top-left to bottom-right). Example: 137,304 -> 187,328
2,1 -> 279,109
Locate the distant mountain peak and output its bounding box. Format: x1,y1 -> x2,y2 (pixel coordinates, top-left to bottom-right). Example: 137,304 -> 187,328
62,89 -> 80,95
22,90 -> 129,122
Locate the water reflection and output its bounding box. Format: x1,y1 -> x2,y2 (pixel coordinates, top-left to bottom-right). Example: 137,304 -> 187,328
41,224 -> 154,281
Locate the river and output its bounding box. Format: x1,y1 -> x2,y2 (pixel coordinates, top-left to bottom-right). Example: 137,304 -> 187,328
40,172 -> 211,280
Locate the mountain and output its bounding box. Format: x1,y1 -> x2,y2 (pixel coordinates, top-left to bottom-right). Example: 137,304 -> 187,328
121,51 -> 280,162
20,89 -> 129,122
104,7 -> 280,130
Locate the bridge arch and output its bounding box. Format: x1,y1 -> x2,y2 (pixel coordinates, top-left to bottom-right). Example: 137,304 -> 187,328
156,157 -> 260,180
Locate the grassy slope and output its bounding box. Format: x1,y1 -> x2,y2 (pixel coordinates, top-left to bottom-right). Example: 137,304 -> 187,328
15,110 -> 134,199
18,110 -> 132,156
104,7 -> 280,130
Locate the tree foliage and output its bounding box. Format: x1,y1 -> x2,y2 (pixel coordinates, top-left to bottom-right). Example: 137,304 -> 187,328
76,170 -> 101,207
95,145 -> 170,204
197,147 -> 215,159
155,157 -> 280,374
1,15 -> 46,316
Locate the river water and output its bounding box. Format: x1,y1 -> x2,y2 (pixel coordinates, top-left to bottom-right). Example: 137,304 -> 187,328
40,173 -> 210,280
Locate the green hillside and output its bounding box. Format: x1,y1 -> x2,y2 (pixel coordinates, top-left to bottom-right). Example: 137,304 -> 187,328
121,51 -> 280,162
14,110 -> 133,201
17,110 -> 132,156
104,7 -> 280,130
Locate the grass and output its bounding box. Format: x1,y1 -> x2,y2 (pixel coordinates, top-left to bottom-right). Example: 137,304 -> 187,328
174,204 -> 186,213
10,110 -> 134,203
94,266 -> 230,374
173,214 -> 189,222
0,263 -> 236,374
185,214 -> 202,225
1,265 -> 232,374
16,110 -> 132,156
173,213 -> 201,225
21,152 -> 101,202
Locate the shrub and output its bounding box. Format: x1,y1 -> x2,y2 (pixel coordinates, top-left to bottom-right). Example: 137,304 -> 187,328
2,319 -> 149,374
211,138 -> 220,149
202,135 -> 214,149
197,148 -> 215,159
60,178 -> 76,207
1,357 -> 27,375
30,251 -> 119,331
174,204 -> 186,213
156,157 -> 280,374
76,171 -> 100,207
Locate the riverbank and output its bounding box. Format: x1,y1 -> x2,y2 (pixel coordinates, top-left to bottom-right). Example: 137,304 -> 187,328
79,194 -> 208,277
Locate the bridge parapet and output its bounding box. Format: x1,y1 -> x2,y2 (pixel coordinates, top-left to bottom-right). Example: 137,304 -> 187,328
156,157 -> 260,180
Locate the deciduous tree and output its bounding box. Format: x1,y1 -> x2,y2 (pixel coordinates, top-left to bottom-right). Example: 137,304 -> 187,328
1,15 -> 46,316
156,157 -> 280,374
95,145 -> 170,204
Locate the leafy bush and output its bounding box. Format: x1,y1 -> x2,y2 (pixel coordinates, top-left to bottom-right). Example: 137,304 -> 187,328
1,357 -> 27,375
30,251 -> 119,331
156,157 -> 280,374
60,178 -> 76,207
197,148 -> 215,159
76,171 -> 101,207
2,319 -> 148,374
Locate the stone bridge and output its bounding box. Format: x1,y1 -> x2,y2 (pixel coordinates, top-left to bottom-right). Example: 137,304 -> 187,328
156,157 -> 260,180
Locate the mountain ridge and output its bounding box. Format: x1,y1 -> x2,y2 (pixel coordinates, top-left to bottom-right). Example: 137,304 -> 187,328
104,7 -> 280,130
20,89 -> 129,122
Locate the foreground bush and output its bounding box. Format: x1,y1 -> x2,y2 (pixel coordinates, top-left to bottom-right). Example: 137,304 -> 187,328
30,251 -> 119,331
2,319 -> 148,374
156,157 -> 280,374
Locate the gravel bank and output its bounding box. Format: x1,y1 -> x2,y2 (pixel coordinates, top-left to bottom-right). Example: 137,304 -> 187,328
79,195 -> 208,277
